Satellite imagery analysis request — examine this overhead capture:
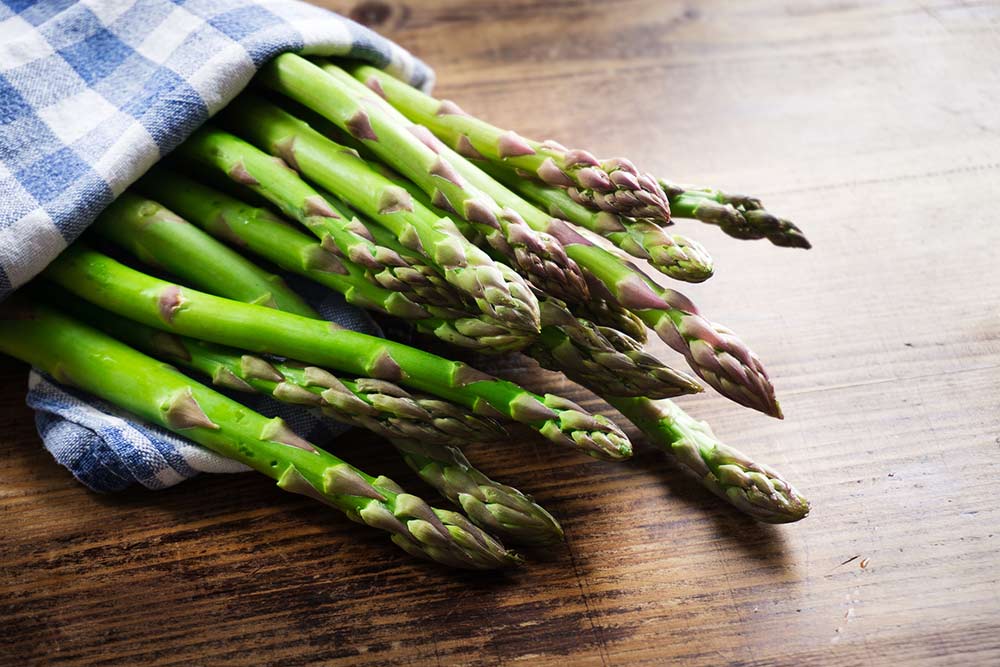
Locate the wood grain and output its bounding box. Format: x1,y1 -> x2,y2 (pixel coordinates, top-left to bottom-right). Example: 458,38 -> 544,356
3,0 -> 1000,664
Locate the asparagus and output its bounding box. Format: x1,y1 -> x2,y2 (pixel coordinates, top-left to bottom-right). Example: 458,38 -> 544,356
530,298 -> 702,399
486,165 -> 714,282
82,222 -> 563,544
139,170 -> 534,353
0,299 -> 519,568
570,298 -> 649,344
220,96 -> 541,336
348,63 -> 671,223
320,72 -> 781,418
609,396 -> 809,523
93,192 -> 317,318
661,181 -> 811,249
259,54 -> 591,304
392,438 -> 564,546
57,296 -> 508,446
318,160 -> 698,398
43,246 -> 633,460
59,245 -> 562,542
176,128 -> 468,309
357,155 -> 658,351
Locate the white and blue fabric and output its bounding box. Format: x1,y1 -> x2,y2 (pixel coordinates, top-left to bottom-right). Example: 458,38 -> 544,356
1,0 -> 431,491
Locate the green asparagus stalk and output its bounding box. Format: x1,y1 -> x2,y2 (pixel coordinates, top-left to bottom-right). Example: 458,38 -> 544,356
609,396 -> 809,523
220,96 -> 541,336
570,298 -> 649,344
43,246 -> 632,460
324,70 -> 781,418
0,298 -> 520,568
139,171 -> 533,353
661,181 -> 811,249
175,127 -> 468,309
93,192 -> 317,318
530,298 -> 702,399
486,165 -> 714,282
353,152 -> 657,351
391,439 -> 564,546
259,54 -> 591,304
56,295 -> 508,446
317,161 -> 699,399
83,220 -> 563,544
347,63 -> 671,223
97,187 -> 436,323
56,257 -> 563,543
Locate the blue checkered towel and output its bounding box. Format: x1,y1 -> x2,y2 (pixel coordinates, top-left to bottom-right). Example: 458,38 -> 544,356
2,0 -> 431,491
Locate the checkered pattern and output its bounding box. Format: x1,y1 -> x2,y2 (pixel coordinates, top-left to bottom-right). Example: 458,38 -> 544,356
0,0 -> 432,298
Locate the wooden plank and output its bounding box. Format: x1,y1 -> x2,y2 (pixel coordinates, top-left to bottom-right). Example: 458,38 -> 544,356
2,0 -> 999,664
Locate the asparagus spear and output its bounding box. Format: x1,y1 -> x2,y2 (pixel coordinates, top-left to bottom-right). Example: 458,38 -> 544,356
219,97 -> 541,336
609,396 -> 809,523
391,438 -> 564,546
321,72 -> 781,418
57,295 -> 508,446
259,54 -> 591,304
570,298 -> 649,344
530,298 -> 701,399
176,127 -> 468,309
57,253 -> 563,543
43,246 -> 632,461
351,150 -> 657,347
319,159 -> 699,399
661,180 -> 811,249
486,165 -> 714,283
138,171 -> 534,353
77,227 -> 563,544
93,192 -> 317,318
0,298 -> 520,568
347,63 -> 671,223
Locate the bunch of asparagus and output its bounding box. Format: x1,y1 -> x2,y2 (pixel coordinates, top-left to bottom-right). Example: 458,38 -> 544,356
0,54 -> 811,570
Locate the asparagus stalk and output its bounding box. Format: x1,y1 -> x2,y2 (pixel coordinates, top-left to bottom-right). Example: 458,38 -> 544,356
93,192 -> 317,318
220,96 -> 541,336
347,63 -> 671,223
486,165 -> 714,282
57,295 -> 508,446
43,246 -> 632,460
322,161 -> 699,399
0,299 -> 520,568
392,438 -> 564,546
139,171 -> 533,353
530,298 -> 702,399
570,298 -> 649,344
354,152 -> 658,349
609,396 -> 809,523
259,54 -> 591,304
326,71 -> 781,418
176,127 -> 468,310
661,181 -> 811,249
60,246 -> 563,543
75,228 -> 564,544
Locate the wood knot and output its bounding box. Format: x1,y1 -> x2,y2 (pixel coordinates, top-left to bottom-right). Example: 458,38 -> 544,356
349,1 -> 394,28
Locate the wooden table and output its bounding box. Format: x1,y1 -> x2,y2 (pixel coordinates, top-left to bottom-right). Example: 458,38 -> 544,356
3,1 -> 999,664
